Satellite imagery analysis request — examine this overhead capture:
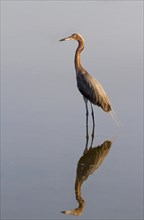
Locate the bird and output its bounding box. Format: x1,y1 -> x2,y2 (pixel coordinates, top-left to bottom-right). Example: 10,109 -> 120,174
59,33 -> 118,135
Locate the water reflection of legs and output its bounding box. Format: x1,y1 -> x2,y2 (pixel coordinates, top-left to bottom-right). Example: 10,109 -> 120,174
83,131 -> 89,155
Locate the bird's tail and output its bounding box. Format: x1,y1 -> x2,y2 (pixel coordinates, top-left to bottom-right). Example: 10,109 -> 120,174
110,108 -> 120,127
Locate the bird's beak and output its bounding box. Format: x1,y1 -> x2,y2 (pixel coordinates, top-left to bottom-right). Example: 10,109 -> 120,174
59,36 -> 72,41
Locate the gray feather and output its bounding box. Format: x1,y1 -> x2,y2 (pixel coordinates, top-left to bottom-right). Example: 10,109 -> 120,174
77,70 -> 112,112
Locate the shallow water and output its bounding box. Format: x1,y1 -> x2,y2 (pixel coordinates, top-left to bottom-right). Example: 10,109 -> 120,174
1,1 -> 143,219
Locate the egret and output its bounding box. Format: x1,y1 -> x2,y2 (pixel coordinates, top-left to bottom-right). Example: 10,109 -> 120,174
60,33 -> 118,136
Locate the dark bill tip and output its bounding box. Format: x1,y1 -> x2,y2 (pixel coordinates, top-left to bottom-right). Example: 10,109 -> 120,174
61,211 -> 66,214
59,36 -> 72,42
59,38 -> 65,41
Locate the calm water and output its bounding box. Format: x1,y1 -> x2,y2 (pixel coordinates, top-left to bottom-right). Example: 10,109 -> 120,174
1,1 -> 143,219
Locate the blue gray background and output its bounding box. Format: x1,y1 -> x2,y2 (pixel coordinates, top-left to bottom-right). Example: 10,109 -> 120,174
1,1 -> 143,219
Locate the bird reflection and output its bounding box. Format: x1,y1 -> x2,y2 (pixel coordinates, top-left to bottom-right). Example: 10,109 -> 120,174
61,138 -> 112,216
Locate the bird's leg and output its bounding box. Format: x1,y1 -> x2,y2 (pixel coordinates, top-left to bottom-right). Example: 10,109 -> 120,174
90,103 -> 95,147
83,97 -> 89,140
85,100 -> 89,140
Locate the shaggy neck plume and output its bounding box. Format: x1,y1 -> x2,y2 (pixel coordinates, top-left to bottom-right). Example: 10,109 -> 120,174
75,39 -> 84,74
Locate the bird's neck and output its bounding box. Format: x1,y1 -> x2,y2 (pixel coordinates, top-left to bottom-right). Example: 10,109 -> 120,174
75,40 -> 84,74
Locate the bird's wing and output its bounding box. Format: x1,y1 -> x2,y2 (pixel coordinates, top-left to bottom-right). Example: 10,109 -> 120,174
77,71 -> 112,112
77,72 -> 94,101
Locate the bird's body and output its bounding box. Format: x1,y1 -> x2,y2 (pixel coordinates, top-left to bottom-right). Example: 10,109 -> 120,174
73,33 -> 111,113
59,33 -> 118,130
76,70 -> 111,112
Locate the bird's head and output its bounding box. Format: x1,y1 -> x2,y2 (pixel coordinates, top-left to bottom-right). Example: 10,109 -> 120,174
59,33 -> 84,42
